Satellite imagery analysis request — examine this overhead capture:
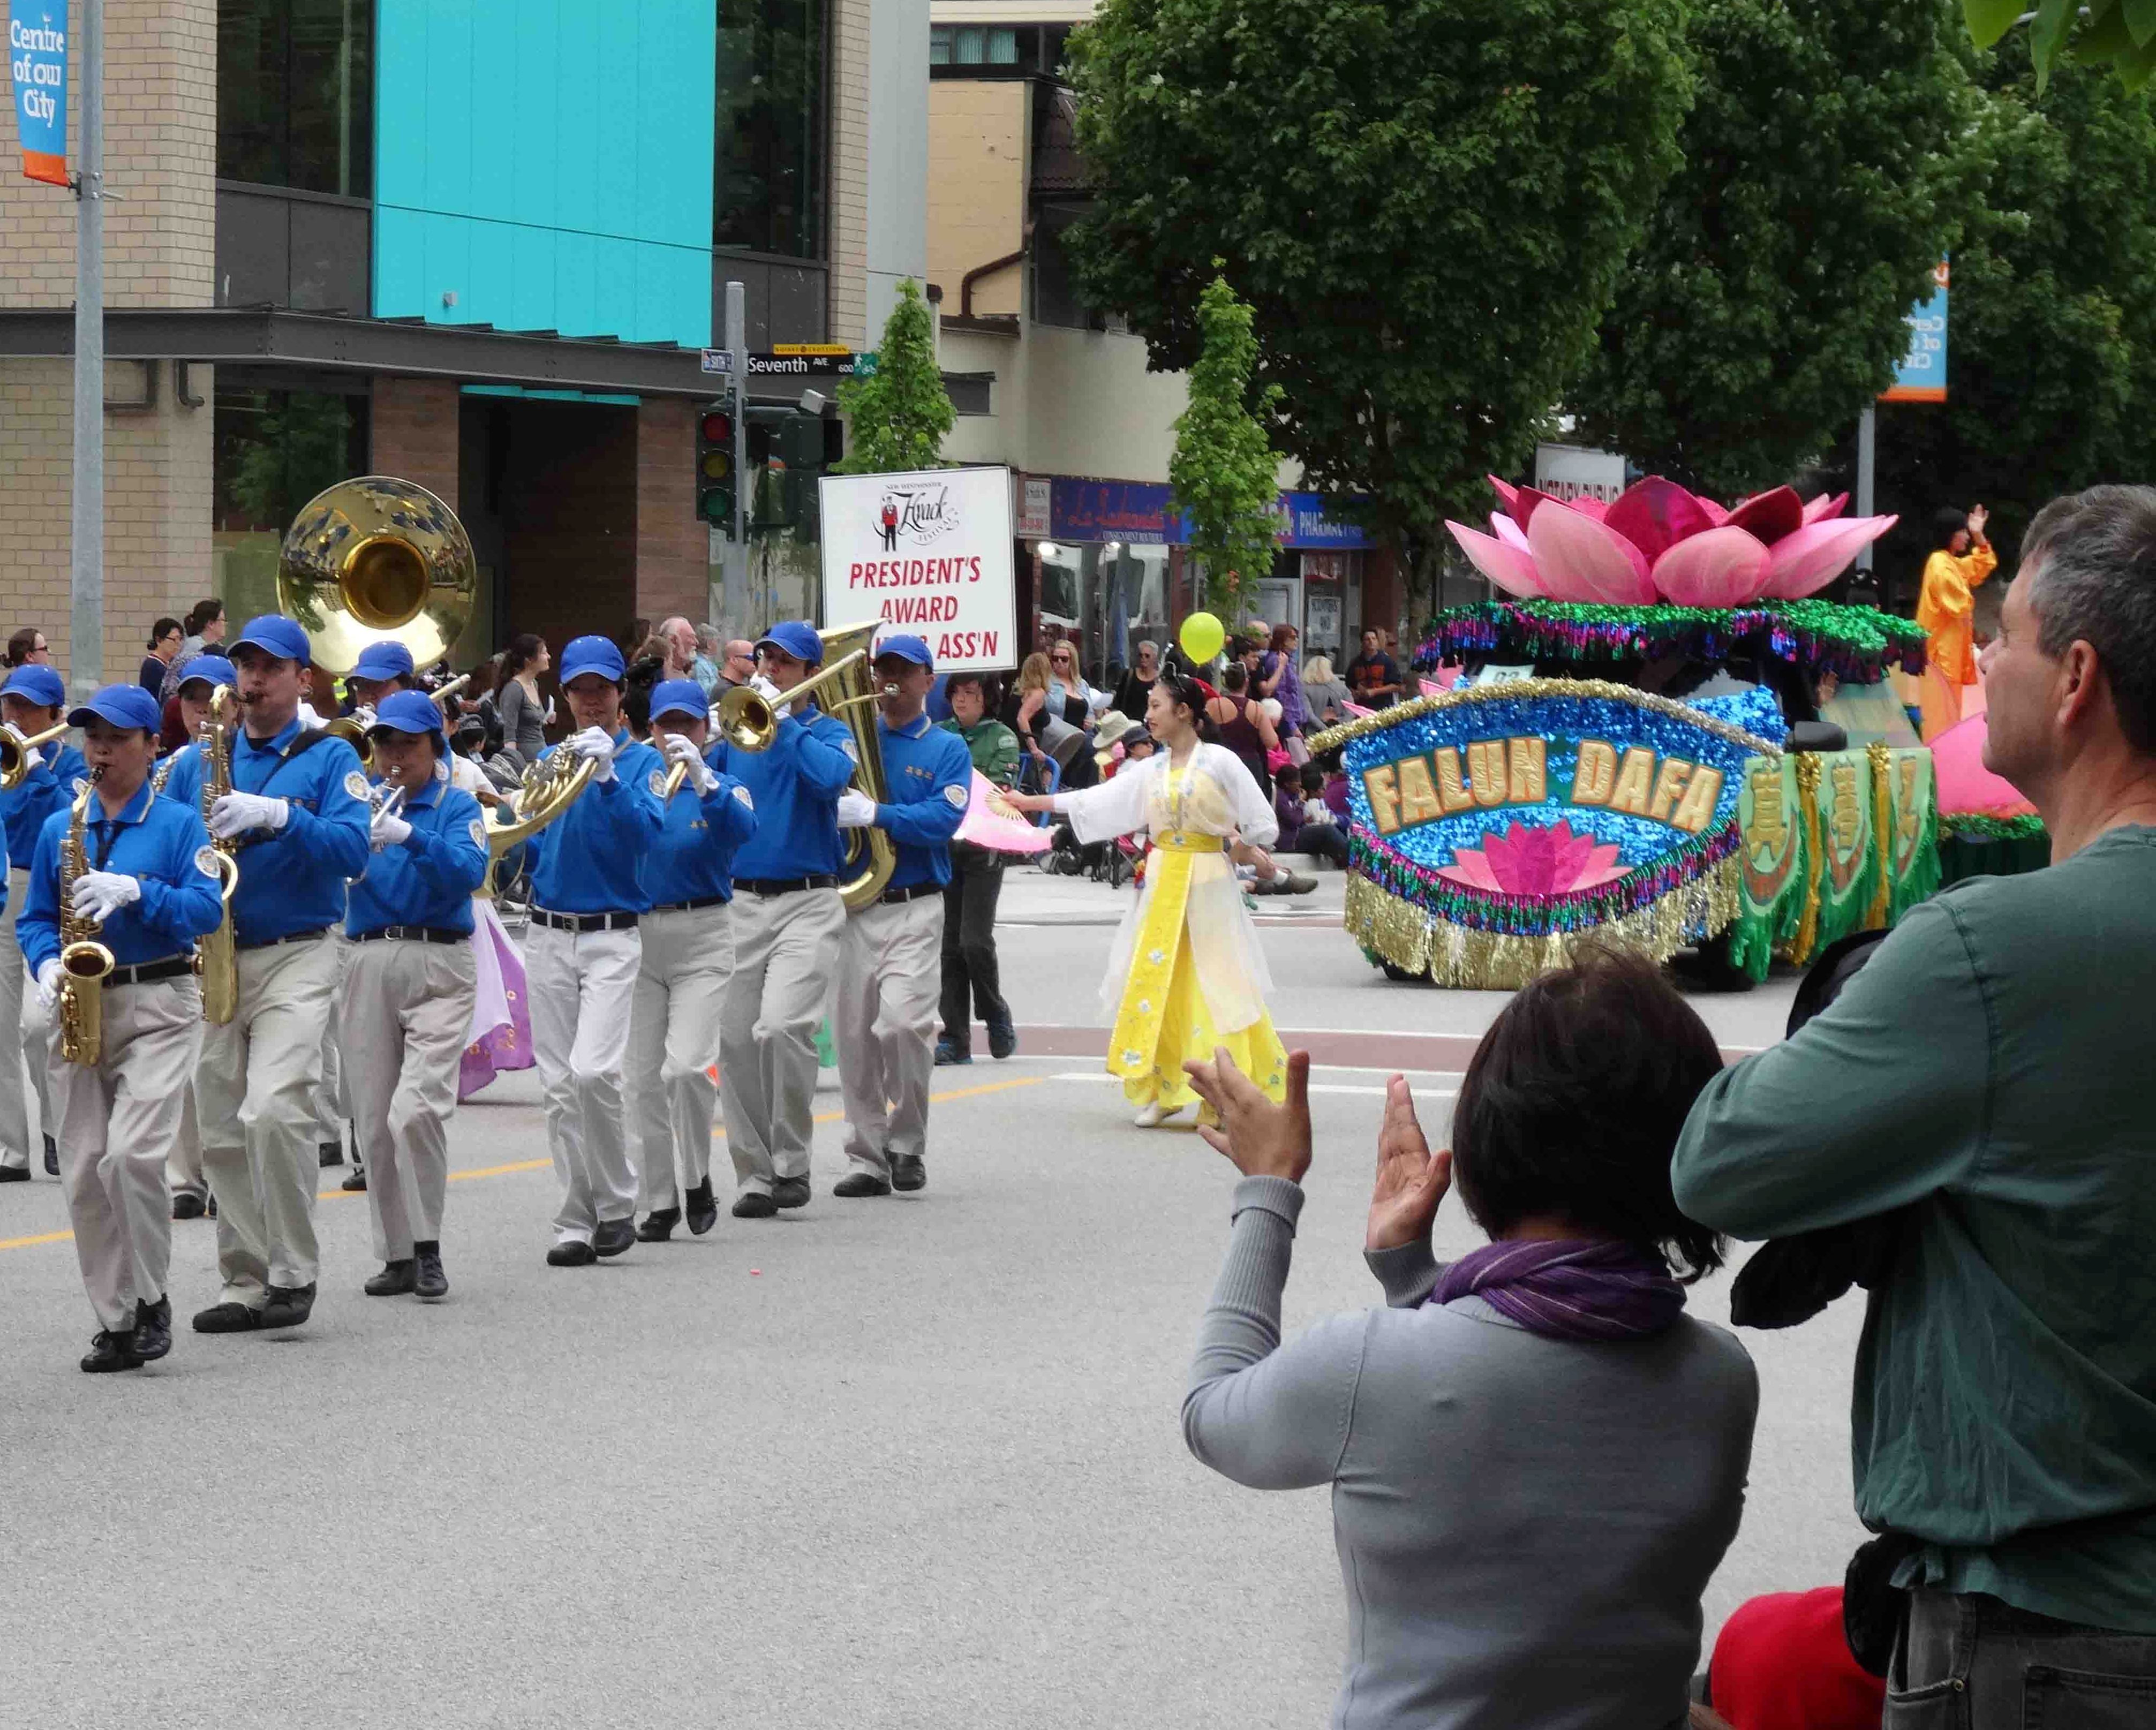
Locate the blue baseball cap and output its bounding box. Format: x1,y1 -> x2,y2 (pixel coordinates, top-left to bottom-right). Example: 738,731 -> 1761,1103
650,678 -> 710,723
229,615 -> 311,668
753,621 -> 825,667
560,633 -> 627,685
367,689 -> 448,754
66,683 -> 161,734
350,639 -> 416,683
0,664 -> 66,708
177,653 -> 237,693
872,633 -> 933,670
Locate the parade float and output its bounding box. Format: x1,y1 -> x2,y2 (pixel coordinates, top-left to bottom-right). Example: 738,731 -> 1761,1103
1308,476 -> 1949,988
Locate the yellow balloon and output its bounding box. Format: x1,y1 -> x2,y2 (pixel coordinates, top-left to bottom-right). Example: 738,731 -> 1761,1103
1179,611 -> 1226,664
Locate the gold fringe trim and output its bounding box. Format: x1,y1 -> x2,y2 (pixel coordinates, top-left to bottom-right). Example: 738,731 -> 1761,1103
1789,752 -> 1825,965
1306,677 -> 1785,760
1344,861 -> 1743,991
1864,739 -> 1893,931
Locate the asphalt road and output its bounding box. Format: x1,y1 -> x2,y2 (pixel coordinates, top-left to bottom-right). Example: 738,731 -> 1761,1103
0,866 -> 1867,1729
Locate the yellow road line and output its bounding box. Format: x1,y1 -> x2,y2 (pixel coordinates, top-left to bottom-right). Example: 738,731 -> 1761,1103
0,1076 -> 1046,1253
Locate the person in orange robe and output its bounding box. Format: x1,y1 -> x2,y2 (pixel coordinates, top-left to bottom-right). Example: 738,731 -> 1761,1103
1916,503 -> 1996,739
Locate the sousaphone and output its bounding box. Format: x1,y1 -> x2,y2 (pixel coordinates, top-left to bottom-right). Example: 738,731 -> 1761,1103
277,475 -> 478,676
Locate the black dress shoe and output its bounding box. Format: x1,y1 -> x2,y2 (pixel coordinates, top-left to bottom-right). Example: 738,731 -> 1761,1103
259,1282 -> 316,1330
413,1243 -> 448,1300
365,1260 -> 417,1297
318,1141 -> 343,1168
891,1154 -> 927,1193
81,1328 -> 143,1373
771,1175 -> 811,1210
988,1019 -> 1018,1060
684,1179 -> 718,1236
342,1167 -> 367,1193
546,1238 -> 596,1267
731,1191 -> 778,1219
636,1208 -> 680,1243
0,1163 -> 30,1183
833,1171 -> 892,1198
192,1300 -> 262,1334
592,1218 -> 636,1258
44,1133 -> 58,1175
171,1187 -> 206,1219
133,1296 -> 173,1362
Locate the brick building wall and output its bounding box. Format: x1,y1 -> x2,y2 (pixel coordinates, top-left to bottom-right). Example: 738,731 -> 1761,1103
370,378 -> 462,510
634,399 -> 705,626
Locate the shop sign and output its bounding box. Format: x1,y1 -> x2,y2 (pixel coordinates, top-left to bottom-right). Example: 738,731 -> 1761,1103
1016,474 -> 1052,539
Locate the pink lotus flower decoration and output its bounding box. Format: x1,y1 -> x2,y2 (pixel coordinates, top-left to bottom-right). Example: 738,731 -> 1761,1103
1438,820 -> 1627,897
1446,476 -> 1896,608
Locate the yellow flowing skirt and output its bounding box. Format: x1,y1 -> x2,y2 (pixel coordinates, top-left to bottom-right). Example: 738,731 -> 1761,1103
1106,842 -> 1289,1114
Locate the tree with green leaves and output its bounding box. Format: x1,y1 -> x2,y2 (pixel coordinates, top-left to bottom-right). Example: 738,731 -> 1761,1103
1169,274 -> 1281,618
1066,0 -> 1692,606
1967,0 -> 2156,92
835,278 -> 954,474
1567,0 -> 1973,501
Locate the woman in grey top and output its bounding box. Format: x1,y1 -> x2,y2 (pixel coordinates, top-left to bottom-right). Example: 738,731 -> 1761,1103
493,632 -> 552,762
1183,949 -> 1758,1730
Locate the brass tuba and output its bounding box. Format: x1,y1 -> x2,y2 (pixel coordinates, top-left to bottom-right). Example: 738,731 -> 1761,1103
56,775 -> 116,1066
714,621 -> 897,912
278,476 -> 478,677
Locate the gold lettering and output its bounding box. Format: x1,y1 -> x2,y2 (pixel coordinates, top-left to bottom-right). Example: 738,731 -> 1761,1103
1648,755 -> 1693,824
1830,760 -> 1862,856
1672,765 -> 1724,834
1396,756 -> 1444,827
1608,747 -> 1656,817
1434,747 -> 1474,814
1362,764 -> 1402,835
1465,740 -> 1509,808
1747,764 -> 1786,856
1507,736 -> 1546,804
1572,739 -> 1617,805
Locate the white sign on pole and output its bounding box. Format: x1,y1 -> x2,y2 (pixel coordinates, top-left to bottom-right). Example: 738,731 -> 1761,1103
818,465 -> 1017,672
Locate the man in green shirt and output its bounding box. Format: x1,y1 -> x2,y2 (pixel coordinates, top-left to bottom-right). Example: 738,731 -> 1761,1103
936,671 -> 1021,1063
1675,485 -> 2156,1720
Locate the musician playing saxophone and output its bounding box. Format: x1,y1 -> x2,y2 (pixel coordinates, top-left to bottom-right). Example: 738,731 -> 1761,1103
19,685 -> 222,1372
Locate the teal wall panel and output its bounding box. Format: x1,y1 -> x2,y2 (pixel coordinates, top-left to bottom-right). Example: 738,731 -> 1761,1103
374,0 -> 715,348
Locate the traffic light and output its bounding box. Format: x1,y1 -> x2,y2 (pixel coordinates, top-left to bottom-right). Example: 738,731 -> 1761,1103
697,405 -> 737,536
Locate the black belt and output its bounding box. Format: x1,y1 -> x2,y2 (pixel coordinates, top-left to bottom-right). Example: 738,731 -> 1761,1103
236,927 -> 327,953
109,956 -> 195,988
647,894 -> 730,914
737,875 -> 838,897
530,907 -> 639,933
351,925 -> 467,946
879,882 -> 942,905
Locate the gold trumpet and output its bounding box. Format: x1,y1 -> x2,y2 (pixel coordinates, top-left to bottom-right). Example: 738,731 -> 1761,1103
0,721 -> 71,791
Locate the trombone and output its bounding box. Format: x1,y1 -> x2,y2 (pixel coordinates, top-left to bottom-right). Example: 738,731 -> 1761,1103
325,671 -> 476,770
0,721 -> 70,791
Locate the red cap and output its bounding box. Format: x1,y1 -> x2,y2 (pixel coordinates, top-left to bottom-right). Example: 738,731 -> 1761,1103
1708,1588 -> 1884,1730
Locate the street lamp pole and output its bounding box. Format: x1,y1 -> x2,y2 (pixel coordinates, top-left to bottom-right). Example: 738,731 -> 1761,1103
69,0 -> 105,699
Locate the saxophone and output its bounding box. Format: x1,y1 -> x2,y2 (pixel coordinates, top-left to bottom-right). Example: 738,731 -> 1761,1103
194,685 -> 240,1025
57,773 -> 116,1067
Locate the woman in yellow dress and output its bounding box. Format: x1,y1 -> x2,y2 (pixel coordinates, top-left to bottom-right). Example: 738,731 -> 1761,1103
1915,503 -> 1996,740
1007,672 -> 1289,1126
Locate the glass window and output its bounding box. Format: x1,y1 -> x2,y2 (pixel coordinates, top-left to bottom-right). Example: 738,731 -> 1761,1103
987,28 -> 1019,64
929,27 -> 951,65
1030,204 -> 1096,330
217,0 -> 372,197
953,26 -> 985,64
716,0 -> 825,260
212,388 -> 370,625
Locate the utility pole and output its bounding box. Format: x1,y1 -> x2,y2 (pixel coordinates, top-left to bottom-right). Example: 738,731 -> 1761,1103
69,0 -> 105,699
1855,403 -> 1877,578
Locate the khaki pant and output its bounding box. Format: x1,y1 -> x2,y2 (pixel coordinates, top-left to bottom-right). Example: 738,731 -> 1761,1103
630,902 -> 734,1212
343,938 -> 477,1261
199,934 -> 341,1303
167,1081 -> 205,1196
527,923 -> 641,1245
835,894 -> 946,1178
314,934 -> 349,1153
0,867 -> 54,1169
51,974 -> 203,1332
719,886 -> 846,1195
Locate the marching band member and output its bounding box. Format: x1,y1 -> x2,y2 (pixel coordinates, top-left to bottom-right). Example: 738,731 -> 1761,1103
153,653 -> 237,1218
712,622 -> 856,1218
20,685 -> 222,1371
0,662 -> 84,1183
192,616 -> 371,1336
830,637 -> 971,1197
523,634 -> 666,1267
342,692 -> 487,1300
630,679 -> 757,1241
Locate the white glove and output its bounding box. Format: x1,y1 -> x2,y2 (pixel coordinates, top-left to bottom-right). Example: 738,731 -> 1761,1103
296,702 -> 325,730
835,789 -> 878,830
748,674 -> 786,708
35,958 -> 61,1009
569,726 -> 617,784
542,697 -> 556,724
18,744 -> 42,773
352,703 -> 378,731
370,787 -> 412,850
71,871 -> 142,923
664,731 -> 716,795
209,790 -> 290,839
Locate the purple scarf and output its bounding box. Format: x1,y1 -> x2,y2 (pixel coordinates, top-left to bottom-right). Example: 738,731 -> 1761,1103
1427,1238 -> 1685,1342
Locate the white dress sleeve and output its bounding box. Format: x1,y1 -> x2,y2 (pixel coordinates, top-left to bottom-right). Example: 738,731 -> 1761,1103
1205,744 -> 1280,848
1057,758 -> 1155,847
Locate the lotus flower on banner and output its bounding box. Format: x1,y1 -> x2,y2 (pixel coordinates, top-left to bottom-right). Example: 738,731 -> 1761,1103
1447,477 -> 1897,608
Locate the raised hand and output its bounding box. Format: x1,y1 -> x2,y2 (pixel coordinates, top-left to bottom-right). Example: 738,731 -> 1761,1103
1185,1048 -> 1312,1182
1367,1074 -> 1452,1252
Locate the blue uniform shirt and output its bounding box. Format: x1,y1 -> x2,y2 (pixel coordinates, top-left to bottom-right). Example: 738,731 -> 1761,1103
19,780 -> 225,973
344,773 -> 489,938
3,738 -> 88,884
156,740 -> 204,813
871,712 -> 973,890
712,706 -> 857,880
526,729 -> 666,915
639,752 -> 759,906
225,715 -> 372,944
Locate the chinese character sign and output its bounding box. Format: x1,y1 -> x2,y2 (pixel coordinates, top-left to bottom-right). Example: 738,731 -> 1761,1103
9,1 -> 67,186
1882,261 -> 1949,403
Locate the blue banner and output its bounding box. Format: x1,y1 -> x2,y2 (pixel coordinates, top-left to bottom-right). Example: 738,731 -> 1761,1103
1046,478 -> 1374,549
1882,261 -> 1948,403
8,0 -> 67,186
